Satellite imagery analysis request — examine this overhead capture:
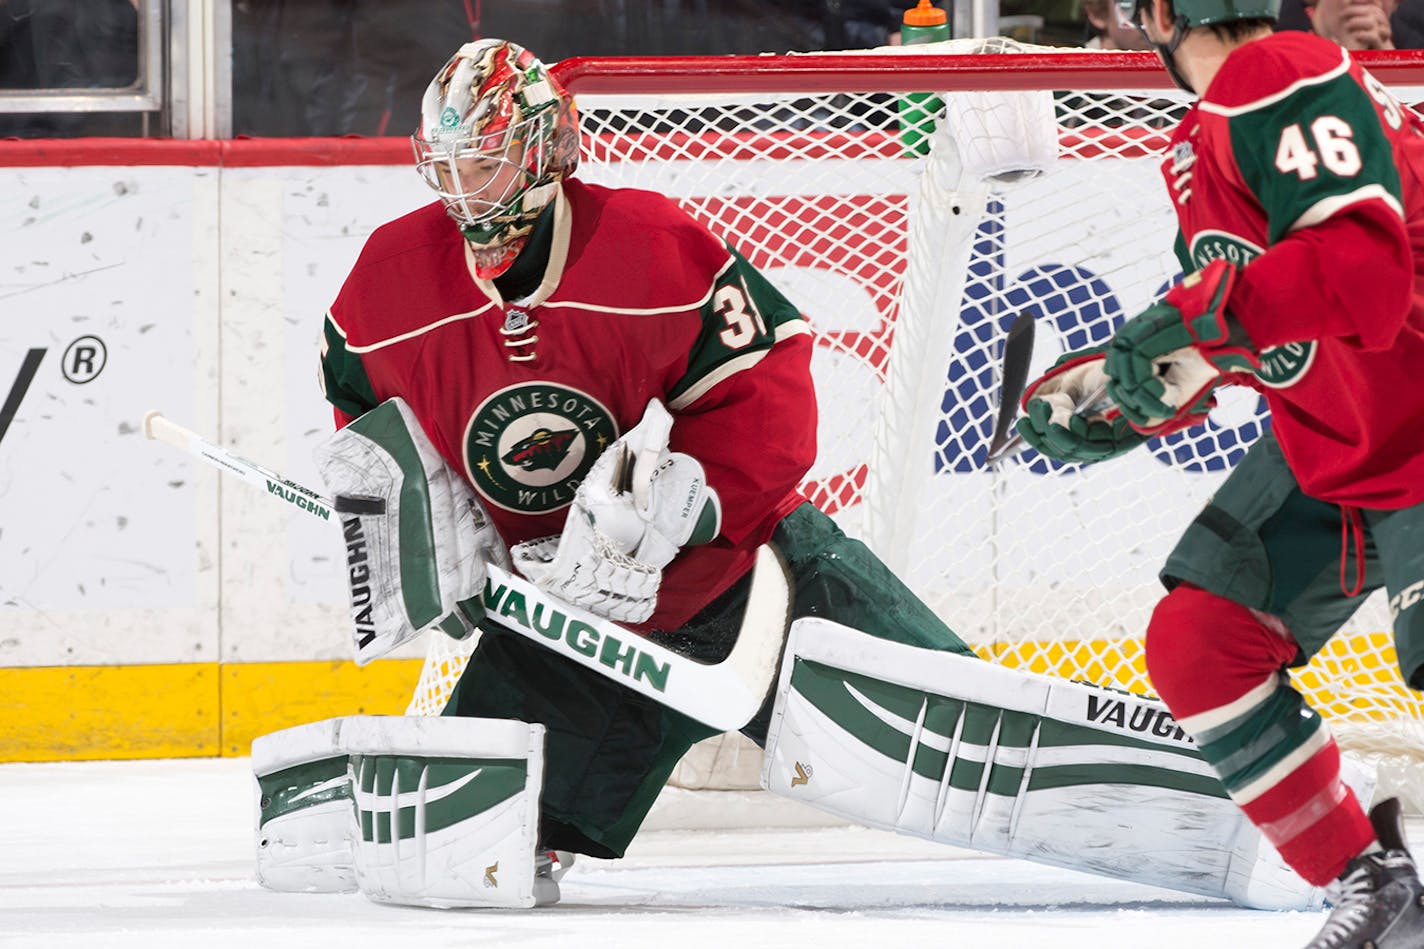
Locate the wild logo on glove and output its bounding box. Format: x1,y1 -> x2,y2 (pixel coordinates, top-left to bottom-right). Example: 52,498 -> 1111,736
464,382 -> 618,514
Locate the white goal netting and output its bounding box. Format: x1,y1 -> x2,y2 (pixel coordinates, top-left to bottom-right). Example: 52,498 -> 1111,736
408,41 -> 1424,812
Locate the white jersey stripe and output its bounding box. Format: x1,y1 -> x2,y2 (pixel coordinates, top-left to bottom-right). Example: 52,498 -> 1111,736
668,319 -> 811,411
539,254 -> 734,316
1175,673 -> 1280,734
1289,184 -> 1405,233
1198,47 -> 1351,118
331,304 -> 500,354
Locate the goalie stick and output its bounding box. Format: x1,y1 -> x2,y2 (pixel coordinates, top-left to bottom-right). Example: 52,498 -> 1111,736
142,411 -> 790,732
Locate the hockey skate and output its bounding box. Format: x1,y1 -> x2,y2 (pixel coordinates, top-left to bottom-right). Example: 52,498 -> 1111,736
1304,799 -> 1424,948
533,849 -> 576,906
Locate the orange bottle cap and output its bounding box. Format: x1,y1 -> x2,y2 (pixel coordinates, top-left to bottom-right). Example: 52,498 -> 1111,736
903,0 -> 948,26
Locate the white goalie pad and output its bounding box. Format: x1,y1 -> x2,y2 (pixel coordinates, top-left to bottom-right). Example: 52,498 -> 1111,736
344,716 -> 547,909
252,715 -> 548,909
761,618 -> 1370,911
252,718 -> 358,894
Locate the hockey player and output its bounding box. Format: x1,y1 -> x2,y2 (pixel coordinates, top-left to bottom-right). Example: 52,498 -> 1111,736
1015,0 -> 1424,944
264,38 -> 1341,912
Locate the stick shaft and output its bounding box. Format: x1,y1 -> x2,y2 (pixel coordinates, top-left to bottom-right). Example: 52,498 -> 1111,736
143,411 -> 335,519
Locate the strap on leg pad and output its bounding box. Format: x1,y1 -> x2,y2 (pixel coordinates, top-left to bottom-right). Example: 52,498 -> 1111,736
252,715 -> 547,908
761,618 -> 1333,910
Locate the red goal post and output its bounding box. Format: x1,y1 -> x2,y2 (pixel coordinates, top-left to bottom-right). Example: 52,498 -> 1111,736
408,42 -> 1424,806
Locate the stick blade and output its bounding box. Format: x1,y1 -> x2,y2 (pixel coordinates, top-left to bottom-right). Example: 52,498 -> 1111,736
985,312 -> 1036,464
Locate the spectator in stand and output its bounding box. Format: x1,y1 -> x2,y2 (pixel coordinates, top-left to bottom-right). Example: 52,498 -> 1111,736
231,0 -> 476,137
1081,0 -> 1153,47
1277,0 -> 1424,48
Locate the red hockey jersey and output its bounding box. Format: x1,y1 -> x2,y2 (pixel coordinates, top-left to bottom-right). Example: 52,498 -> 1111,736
321,178 -> 816,629
1165,31 -> 1424,508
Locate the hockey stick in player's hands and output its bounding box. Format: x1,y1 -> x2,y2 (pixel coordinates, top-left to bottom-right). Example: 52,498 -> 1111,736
984,315 -> 1114,465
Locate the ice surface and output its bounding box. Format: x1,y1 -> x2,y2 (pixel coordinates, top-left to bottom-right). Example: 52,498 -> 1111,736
0,757 -> 1355,948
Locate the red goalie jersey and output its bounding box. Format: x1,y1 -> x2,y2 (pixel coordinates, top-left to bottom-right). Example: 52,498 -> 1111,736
320,179 -> 817,630
1166,31 -> 1424,508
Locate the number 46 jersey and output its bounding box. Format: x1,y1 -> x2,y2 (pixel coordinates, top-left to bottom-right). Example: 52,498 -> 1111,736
1165,31 -> 1424,509
320,178 -> 817,631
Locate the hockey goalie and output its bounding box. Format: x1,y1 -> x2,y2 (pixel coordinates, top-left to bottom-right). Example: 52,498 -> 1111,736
248,37 -> 1368,911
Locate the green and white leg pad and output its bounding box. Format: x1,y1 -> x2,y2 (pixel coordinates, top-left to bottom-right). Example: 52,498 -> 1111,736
762,618 -> 1339,910
253,715 -> 549,908
253,717 -> 359,893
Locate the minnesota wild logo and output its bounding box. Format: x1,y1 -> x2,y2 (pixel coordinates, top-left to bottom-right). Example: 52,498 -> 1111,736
1191,230 -> 1314,388
464,383 -> 617,514
502,428 -> 577,472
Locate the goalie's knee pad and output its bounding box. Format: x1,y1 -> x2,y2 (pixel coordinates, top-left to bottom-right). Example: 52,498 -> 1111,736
761,617 -> 1347,911
252,715 -> 551,908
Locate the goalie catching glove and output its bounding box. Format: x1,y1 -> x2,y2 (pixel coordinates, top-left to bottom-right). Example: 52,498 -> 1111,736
313,397 -> 510,664
1015,345 -> 1212,464
1105,259 -> 1258,431
512,399 -> 721,624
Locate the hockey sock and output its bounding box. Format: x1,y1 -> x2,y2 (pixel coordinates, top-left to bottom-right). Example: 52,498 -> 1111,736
1144,583 -> 1375,885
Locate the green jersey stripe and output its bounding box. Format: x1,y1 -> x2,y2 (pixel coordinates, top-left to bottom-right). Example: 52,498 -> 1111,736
666,246 -> 807,408
1229,68 -> 1402,246
1289,183 -> 1404,234
320,316 -> 380,419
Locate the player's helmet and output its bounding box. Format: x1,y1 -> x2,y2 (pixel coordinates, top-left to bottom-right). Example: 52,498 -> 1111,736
1116,0 -> 1279,28
412,40 -> 579,251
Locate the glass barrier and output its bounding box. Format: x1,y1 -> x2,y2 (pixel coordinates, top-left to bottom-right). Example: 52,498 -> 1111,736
226,1 -> 901,138
0,1 -> 966,140
0,0 -> 163,138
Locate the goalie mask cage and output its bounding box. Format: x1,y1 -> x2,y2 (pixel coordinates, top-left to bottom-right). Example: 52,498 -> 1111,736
408,41 -> 1424,811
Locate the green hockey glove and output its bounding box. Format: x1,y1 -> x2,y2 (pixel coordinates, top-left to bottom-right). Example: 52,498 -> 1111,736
1015,345 -> 1145,464
1105,259 -> 1257,429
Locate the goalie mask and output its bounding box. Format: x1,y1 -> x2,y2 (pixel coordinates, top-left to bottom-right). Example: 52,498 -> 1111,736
412,40 -> 580,278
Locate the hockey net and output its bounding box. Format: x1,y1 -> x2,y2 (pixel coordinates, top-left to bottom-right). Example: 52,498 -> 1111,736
407,41 -> 1424,811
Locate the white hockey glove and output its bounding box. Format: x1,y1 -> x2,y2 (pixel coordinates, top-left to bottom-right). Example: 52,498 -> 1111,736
511,399 -> 721,624
313,398 -> 510,665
